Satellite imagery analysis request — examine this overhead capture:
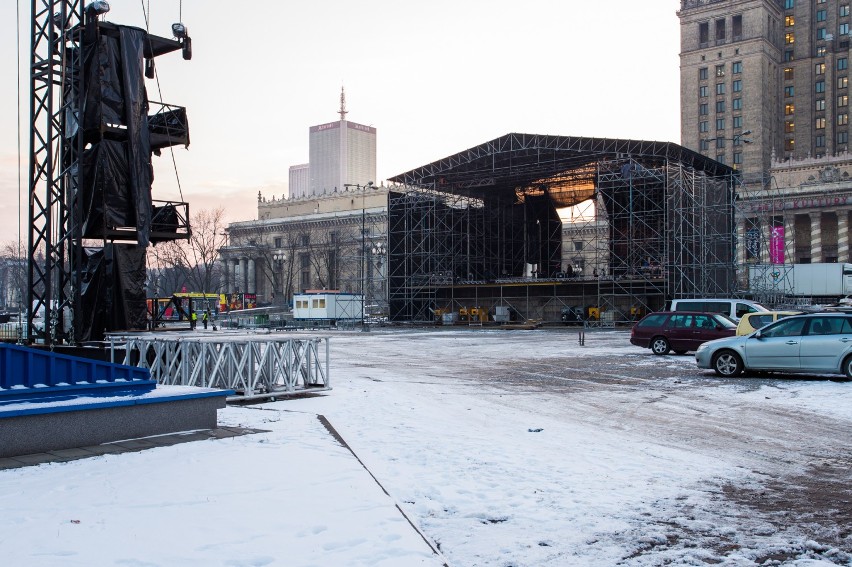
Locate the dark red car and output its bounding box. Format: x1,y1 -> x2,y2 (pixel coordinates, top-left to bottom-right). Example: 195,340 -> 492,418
630,311 -> 737,355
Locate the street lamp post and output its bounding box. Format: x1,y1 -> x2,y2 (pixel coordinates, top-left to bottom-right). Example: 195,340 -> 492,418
272,250 -> 286,304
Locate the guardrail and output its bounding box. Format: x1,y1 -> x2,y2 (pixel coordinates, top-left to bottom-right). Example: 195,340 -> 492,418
112,336 -> 330,400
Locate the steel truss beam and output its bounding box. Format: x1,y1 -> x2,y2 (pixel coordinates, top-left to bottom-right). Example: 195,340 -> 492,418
115,336 -> 330,400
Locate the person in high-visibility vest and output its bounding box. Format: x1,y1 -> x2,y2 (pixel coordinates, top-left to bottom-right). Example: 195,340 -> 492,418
202,310 -> 209,330
191,311 -> 197,330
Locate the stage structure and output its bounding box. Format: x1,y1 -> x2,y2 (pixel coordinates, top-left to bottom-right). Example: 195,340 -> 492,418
28,1 -> 191,344
388,134 -> 737,324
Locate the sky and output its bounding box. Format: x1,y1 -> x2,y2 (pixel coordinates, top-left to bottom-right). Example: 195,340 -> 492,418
2,328 -> 850,565
0,1 -> 682,245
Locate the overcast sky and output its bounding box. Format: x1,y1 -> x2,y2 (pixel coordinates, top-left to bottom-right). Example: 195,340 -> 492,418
0,0 -> 682,244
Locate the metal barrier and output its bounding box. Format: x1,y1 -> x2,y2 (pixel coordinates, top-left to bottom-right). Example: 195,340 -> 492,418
112,337 -> 331,400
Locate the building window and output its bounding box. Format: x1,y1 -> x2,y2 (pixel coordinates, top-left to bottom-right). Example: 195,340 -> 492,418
785,103 -> 795,115
716,137 -> 726,149
300,234 -> 310,247
842,5 -> 850,17
817,27 -> 826,40
816,45 -> 827,57
816,80 -> 826,93
733,152 -> 743,165
784,67 -> 794,80
716,83 -> 726,95
700,139 -> 710,151
839,113 -> 849,125
732,80 -> 742,92
839,131 -> 849,144
274,237 -> 282,248
699,22 -> 709,46
732,61 -> 742,74
716,100 -> 726,113
842,23 -> 851,36
716,18 -> 726,43
816,117 -> 827,129
785,85 -> 795,97
786,15 -> 795,26
786,32 -> 795,44
716,118 -> 725,130
733,116 -> 743,128
816,134 -> 826,147
699,121 -> 709,133
785,0 -> 794,8
716,154 -> 726,164
733,15 -> 742,39
816,63 -> 826,75
817,10 -> 827,22
573,241 -> 583,252
840,94 -> 849,107
785,120 -> 795,133
733,97 -> 742,110
699,67 -> 708,80
840,58 -> 849,71
785,138 -> 795,151
715,64 -> 725,77
699,103 -> 708,115
784,49 -> 794,62
699,85 -> 709,97
840,77 -> 849,89
816,98 -> 826,111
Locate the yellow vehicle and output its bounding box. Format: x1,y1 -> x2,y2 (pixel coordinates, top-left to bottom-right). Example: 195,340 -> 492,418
735,311 -> 801,336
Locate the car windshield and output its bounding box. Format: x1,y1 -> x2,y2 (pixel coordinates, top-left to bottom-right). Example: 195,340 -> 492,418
713,314 -> 737,329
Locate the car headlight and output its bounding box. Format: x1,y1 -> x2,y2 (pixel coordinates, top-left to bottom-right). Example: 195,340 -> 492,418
696,343 -> 710,352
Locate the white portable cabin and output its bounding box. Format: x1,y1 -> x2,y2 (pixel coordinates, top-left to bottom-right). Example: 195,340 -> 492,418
293,292 -> 363,322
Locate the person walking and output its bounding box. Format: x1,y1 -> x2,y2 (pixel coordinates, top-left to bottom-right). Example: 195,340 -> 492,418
190,311 -> 197,330
202,310 -> 209,330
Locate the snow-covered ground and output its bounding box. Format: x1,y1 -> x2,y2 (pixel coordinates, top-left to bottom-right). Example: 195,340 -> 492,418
2,327 -> 851,566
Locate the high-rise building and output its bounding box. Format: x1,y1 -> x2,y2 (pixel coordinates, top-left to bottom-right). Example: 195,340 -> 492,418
680,0 -> 852,176
288,164 -> 309,199
680,0 -> 852,275
307,88 -> 377,196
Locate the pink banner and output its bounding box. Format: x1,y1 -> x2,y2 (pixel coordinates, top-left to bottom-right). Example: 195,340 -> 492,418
770,226 -> 785,264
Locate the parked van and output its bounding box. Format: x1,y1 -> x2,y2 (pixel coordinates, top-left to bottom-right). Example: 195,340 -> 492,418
668,298 -> 768,322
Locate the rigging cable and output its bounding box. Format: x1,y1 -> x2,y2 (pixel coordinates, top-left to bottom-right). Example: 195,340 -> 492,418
16,0 -> 22,260
140,0 -> 185,204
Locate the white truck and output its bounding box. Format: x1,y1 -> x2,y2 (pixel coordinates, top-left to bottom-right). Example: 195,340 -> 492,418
749,263 -> 852,298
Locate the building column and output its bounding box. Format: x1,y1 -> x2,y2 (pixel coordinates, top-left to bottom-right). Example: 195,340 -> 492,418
810,211 -> 823,263
784,214 -> 796,264
838,211 -> 849,263
247,258 -> 256,294
240,258 -> 248,292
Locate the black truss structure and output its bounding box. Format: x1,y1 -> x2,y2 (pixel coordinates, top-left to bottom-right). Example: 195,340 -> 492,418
387,133 -> 737,323
28,2 -> 191,344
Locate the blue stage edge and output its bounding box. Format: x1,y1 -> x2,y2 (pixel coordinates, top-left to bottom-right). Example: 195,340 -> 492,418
0,343 -> 232,458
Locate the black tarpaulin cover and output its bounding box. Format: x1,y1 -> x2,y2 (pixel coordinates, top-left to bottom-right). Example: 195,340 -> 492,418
80,25 -> 153,246
77,244 -> 148,341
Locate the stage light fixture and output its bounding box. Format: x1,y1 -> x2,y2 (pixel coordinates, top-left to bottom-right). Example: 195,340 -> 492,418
85,1 -> 110,15
172,23 -> 187,39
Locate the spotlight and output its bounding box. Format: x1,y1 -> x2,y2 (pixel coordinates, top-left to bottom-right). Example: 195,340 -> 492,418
85,1 -> 110,15
172,23 -> 187,39
145,58 -> 155,79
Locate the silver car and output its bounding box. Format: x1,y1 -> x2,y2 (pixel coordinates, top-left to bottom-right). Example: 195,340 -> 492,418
695,312 -> 852,378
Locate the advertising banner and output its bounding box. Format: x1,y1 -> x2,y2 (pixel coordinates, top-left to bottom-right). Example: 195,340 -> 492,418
770,226 -> 785,264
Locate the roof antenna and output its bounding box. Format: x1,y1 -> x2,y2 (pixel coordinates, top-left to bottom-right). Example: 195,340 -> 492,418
338,86 -> 348,120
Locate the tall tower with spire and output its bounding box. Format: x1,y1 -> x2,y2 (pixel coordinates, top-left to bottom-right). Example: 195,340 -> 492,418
298,87 -> 376,198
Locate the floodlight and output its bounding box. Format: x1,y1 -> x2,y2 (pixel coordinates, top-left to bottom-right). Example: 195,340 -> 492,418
85,1 -> 110,15
172,23 -> 187,39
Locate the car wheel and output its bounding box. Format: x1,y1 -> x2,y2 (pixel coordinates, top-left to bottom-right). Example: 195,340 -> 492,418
843,355 -> 852,380
673,350 -> 687,355
650,336 -> 670,355
712,350 -> 743,377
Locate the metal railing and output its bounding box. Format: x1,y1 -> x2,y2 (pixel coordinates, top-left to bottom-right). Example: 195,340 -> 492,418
112,336 -> 330,400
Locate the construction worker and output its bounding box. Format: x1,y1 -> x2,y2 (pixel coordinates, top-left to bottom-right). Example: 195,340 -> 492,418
202,310 -> 209,330
191,311 -> 197,330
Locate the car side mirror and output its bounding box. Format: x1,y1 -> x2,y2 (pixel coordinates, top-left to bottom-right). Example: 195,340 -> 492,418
752,330 -> 763,339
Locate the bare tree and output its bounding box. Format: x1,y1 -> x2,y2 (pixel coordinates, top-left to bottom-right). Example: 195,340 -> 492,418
0,240 -> 26,311
148,207 -> 229,296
